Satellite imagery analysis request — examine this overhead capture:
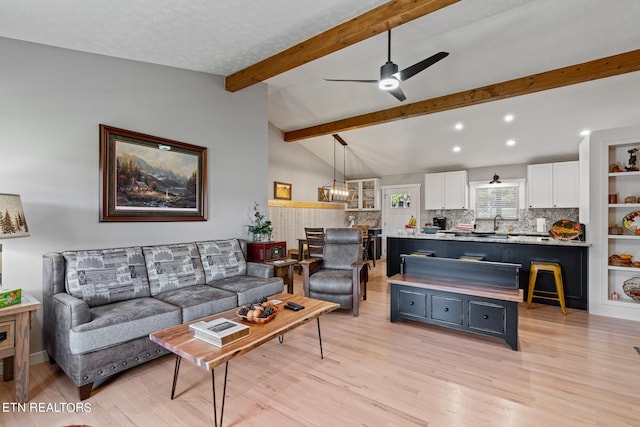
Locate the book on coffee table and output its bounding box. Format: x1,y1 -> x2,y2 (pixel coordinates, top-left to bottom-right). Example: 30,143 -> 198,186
189,318 -> 250,347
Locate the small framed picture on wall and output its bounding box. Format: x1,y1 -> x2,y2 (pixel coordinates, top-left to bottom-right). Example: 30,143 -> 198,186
274,181 -> 292,200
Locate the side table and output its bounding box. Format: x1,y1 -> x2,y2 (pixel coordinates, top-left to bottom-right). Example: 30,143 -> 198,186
265,259 -> 299,294
0,293 -> 41,403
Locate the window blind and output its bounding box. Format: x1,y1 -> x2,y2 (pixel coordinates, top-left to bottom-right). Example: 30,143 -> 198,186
474,184 -> 520,220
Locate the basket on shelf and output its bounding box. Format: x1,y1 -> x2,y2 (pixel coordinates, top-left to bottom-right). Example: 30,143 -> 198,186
622,277 -> 640,302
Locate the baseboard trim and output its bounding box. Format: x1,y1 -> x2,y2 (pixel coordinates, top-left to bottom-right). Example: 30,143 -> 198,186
0,350 -> 48,371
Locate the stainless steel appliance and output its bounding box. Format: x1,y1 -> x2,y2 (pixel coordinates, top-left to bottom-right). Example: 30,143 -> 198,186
433,216 -> 447,230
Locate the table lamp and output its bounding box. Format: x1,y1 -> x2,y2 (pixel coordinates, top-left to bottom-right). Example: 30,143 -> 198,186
0,193 -> 30,306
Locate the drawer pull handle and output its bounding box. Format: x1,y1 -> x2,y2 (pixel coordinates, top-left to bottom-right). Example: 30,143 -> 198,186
444,307 -> 449,312
483,315 -> 489,319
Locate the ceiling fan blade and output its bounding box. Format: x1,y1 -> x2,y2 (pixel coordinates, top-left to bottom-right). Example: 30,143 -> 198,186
396,51 -> 449,81
324,78 -> 378,83
388,86 -> 406,102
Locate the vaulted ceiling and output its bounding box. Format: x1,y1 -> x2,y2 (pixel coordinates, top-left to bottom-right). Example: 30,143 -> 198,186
2,0 -> 639,178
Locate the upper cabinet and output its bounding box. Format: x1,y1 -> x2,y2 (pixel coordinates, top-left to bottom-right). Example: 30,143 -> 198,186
527,161 -> 579,208
346,178 -> 381,211
424,170 -> 468,210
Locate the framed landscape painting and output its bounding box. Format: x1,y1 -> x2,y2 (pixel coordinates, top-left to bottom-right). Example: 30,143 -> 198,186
99,124 -> 207,221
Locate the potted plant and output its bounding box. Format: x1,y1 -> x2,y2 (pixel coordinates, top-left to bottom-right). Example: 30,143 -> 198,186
247,202 -> 273,242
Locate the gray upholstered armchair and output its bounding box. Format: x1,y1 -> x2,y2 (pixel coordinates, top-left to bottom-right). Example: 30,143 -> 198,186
301,228 -> 368,316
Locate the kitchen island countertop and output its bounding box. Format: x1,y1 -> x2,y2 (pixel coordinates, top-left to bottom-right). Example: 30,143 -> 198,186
388,232 -> 590,247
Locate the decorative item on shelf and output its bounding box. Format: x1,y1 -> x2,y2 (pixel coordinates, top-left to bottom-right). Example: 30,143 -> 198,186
0,193 -> 30,295
549,219 -> 582,240
236,298 -> 279,324
609,253 -> 633,267
247,202 -> 272,242
610,291 -> 619,300
609,193 -> 618,204
321,134 -> 349,202
622,211 -> 640,235
624,195 -> 638,204
609,163 -> 624,173
626,147 -> 639,171
609,225 -> 623,235
622,277 -> 640,302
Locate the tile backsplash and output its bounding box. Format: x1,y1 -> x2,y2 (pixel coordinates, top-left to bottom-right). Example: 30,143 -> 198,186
423,208 -> 579,233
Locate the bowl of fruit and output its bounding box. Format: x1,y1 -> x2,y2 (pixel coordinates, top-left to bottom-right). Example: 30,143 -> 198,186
237,298 -> 279,323
405,215 -> 418,234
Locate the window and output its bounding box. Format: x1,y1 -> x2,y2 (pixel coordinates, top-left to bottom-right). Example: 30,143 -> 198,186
473,181 -> 522,220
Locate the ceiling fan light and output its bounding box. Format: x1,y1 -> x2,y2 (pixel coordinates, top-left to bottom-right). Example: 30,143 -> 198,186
379,77 -> 399,90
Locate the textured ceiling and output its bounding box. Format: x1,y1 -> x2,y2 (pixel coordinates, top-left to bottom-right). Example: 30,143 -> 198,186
1,0 -> 640,178
0,0 -> 387,75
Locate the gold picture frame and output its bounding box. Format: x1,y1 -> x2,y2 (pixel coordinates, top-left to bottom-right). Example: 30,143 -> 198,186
274,181 -> 292,200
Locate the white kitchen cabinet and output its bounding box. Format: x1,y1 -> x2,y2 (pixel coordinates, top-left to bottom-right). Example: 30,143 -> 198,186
346,178 -> 381,211
424,170 -> 468,210
527,161 -> 579,208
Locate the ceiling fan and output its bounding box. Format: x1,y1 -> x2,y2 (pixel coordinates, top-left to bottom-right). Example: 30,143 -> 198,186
324,30 -> 449,102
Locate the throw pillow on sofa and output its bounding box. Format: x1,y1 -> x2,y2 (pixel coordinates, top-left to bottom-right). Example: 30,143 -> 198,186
197,239 -> 247,282
143,242 -> 205,295
63,247 -> 150,307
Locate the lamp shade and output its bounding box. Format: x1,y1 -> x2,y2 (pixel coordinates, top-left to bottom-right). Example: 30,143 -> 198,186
0,193 -> 29,239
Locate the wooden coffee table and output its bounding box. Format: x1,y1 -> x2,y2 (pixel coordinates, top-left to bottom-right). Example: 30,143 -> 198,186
149,293 -> 339,427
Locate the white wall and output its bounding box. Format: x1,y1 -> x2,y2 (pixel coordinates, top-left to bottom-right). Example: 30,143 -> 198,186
268,124 -> 337,201
0,38 -> 269,357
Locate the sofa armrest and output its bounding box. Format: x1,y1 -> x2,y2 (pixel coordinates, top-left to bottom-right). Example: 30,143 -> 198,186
246,262 -> 274,278
53,293 -> 91,328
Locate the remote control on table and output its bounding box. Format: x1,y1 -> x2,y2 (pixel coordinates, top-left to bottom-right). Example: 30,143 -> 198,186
285,301 -> 305,311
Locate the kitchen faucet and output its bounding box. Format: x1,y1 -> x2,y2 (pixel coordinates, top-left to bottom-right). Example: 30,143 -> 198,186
493,214 -> 503,231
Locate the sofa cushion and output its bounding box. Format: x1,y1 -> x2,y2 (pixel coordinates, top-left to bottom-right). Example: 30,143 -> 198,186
211,276 -> 284,306
69,297 -> 181,354
143,243 -> 205,296
153,284 -> 238,323
197,239 -> 247,282
63,247 -> 150,307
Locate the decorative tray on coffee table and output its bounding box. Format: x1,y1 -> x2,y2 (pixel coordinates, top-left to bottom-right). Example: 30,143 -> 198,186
236,299 -> 279,324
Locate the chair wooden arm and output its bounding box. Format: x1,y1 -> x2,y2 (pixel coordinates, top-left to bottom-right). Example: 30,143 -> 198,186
300,258 -> 323,296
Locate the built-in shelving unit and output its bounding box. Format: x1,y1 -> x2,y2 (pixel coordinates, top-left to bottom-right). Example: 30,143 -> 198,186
584,125 -> 640,321
606,143 -> 640,307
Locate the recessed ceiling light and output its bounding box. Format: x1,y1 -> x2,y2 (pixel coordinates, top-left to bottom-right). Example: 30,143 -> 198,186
580,129 -> 591,136
506,139 -> 516,147
454,122 -> 464,131
453,146 -> 461,153
158,144 -> 172,151
504,114 -> 514,123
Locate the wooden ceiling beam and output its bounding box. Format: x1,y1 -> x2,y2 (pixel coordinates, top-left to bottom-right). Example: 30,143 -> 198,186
224,0 -> 460,92
284,49 -> 640,142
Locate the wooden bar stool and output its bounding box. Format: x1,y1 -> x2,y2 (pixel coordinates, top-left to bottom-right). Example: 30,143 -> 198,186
527,261 -> 567,315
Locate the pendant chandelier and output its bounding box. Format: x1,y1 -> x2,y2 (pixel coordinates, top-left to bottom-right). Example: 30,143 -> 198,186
322,134 -> 349,202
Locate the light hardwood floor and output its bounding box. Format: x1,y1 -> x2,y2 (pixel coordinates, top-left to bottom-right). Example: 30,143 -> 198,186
2,260 -> 640,427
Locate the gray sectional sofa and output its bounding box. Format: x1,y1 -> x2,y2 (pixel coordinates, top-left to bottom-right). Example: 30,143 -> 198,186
42,239 -> 283,400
